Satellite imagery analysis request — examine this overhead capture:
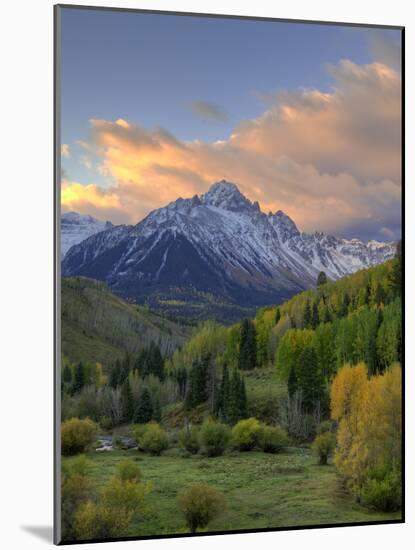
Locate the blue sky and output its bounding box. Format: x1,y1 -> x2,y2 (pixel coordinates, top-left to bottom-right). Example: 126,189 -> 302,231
59,7 -> 402,241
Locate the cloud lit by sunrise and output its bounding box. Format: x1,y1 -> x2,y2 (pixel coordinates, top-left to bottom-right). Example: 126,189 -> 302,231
61,59 -> 401,239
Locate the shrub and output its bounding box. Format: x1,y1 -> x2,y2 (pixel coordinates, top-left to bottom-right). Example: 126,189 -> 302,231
199,420 -> 230,457
178,425 -> 200,455
312,432 -> 336,465
117,459 -> 142,482
139,423 -> 169,455
258,425 -> 288,453
316,420 -> 335,435
74,501 -> 132,540
177,483 -> 226,533
361,467 -> 401,512
61,473 -> 96,541
231,418 -> 262,451
61,418 -> 97,456
62,454 -> 93,478
101,477 -> 152,513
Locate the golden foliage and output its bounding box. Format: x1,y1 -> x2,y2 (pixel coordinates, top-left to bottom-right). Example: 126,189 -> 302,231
330,363 -> 401,493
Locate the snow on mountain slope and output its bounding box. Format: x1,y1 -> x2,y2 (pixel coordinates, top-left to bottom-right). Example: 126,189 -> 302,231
62,181 -> 396,311
60,212 -> 113,259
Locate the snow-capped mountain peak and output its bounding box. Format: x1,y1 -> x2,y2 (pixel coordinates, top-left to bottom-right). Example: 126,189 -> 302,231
62,181 -> 397,317
201,180 -> 257,213
61,211 -> 113,259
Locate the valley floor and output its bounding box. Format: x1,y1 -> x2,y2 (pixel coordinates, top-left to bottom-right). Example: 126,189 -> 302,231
62,447 -> 401,539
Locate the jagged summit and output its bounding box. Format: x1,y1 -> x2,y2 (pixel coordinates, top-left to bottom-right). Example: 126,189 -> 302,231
201,180 -> 256,212
62,180 -> 396,319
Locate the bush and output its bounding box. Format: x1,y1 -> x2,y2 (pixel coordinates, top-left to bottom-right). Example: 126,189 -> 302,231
61,418 -> 97,456
62,454 -> 93,478
177,483 -> 226,533
231,418 -> 262,451
117,459 -> 142,482
199,420 -> 230,457
138,423 -> 169,456
361,467 -> 401,512
61,472 -> 96,541
316,420 -> 335,435
258,425 -> 288,453
178,425 -> 200,455
312,432 -> 336,465
74,501 -> 132,540
101,477 -> 152,513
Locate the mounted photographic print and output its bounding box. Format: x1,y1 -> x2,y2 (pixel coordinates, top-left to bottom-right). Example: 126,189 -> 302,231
54,4 -> 404,544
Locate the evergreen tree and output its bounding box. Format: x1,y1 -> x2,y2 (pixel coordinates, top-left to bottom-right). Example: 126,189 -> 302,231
148,342 -> 165,380
297,347 -> 326,413
121,378 -> 134,422
228,369 -> 244,424
374,283 -> 386,305
339,292 -> 351,318
322,305 -> 332,323
311,302 -> 319,329
239,376 -> 248,419
63,364 -> 72,385
288,365 -> 298,399
109,360 -> 122,389
185,357 -> 208,409
134,388 -> 153,424
364,281 -> 371,306
317,271 -> 327,287
238,319 -> 257,370
216,363 -> 230,421
303,299 -> 312,328
389,241 -> 402,297
176,368 -> 187,400
290,316 -> 297,329
72,362 -> 85,394
275,308 -> 281,325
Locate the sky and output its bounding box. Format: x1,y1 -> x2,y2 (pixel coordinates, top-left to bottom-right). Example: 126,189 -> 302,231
59,7 -> 402,241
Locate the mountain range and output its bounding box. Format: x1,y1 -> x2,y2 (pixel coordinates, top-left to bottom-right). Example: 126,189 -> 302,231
61,211 -> 113,259
62,181 -> 396,322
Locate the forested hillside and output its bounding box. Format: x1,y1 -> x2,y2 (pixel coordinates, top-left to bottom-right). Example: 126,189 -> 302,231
62,277 -> 191,365
61,254 -> 402,540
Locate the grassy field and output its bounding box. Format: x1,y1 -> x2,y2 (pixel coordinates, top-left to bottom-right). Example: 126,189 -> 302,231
63,447 -> 400,538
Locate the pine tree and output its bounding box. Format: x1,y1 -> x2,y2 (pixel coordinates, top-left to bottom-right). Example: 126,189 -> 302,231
317,271 -> 327,287
290,316 -> 297,329
339,292 -> 351,318
297,347 -> 326,413
303,299 -> 312,328
217,363 -> 230,421
228,369 -> 243,424
121,378 -> 134,422
322,305 -> 332,323
109,360 -> 122,389
288,365 -> 298,399
238,319 -> 257,370
275,308 -> 281,325
185,358 -> 208,409
63,364 -> 72,385
176,368 -> 187,400
239,376 -> 248,419
134,388 -> 153,424
311,302 -> 319,329
389,241 -> 402,298
148,342 -> 165,380
72,362 -> 85,394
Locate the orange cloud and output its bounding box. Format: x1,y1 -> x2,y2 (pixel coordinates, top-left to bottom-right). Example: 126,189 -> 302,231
62,59 -> 401,238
